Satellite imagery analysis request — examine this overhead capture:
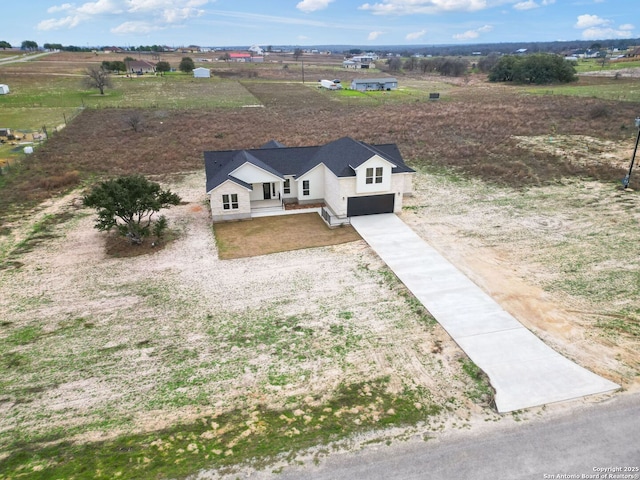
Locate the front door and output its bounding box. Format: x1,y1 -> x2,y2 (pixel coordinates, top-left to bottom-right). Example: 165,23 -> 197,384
263,183 -> 271,200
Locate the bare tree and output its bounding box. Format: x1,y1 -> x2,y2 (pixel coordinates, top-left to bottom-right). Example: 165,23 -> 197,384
386,57 -> 402,72
293,48 -> 303,61
84,65 -> 112,95
124,111 -> 143,132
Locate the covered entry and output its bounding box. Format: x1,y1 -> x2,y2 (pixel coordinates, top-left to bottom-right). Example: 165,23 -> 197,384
347,193 -> 394,217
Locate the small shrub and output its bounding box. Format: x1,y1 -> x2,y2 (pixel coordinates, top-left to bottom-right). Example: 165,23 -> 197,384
589,105 -> 610,119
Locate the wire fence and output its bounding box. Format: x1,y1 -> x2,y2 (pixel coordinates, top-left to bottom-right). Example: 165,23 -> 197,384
0,106 -> 84,176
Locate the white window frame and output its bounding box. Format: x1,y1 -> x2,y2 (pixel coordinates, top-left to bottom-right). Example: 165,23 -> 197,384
302,180 -> 310,196
222,193 -> 239,210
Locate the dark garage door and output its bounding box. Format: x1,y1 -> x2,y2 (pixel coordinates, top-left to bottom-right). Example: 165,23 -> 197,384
347,194 -> 395,217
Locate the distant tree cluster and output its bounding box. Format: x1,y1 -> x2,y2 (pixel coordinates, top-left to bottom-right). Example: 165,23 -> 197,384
401,56 -> 470,77
101,60 -> 126,73
130,45 -> 166,52
43,43 -> 63,51
476,53 -> 501,73
0,41 -> 12,49
488,53 -> 577,84
21,40 -> 38,51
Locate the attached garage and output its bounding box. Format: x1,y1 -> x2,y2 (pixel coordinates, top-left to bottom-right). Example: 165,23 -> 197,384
347,194 -> 395,217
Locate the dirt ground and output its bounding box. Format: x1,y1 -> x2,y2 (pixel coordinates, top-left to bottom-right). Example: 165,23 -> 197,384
402,134 -> 639,393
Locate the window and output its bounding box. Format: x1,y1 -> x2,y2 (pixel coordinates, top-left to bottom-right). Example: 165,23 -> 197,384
366,167 -> 384,184
375,167 -> 383,184
365,167 -> 374,184
284,179 -> 290,194
222,193 -> 239,210
302,180 -> 310,196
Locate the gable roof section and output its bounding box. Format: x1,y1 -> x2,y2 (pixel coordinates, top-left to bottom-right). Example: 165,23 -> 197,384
204,137 -> 414,192
260,140 -> 287,149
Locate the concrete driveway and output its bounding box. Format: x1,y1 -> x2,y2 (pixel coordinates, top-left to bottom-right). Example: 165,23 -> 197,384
351,214 -> 619,413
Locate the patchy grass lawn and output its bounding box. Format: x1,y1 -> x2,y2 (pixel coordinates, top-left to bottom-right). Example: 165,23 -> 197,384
213,213 -> 361,259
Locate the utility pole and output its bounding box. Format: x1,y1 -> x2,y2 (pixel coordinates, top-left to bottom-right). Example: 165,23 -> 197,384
622,117 -> 640,189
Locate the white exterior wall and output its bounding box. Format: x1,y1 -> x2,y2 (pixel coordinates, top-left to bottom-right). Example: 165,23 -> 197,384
322,168 -> 343,215
354,156 -> 393,194
328,172 -> 412,217
282,176 -> 297,201
208,181 -> 251,221
297,164 -> 325,203
193,68 -> 210,78
230,163 -> 282,185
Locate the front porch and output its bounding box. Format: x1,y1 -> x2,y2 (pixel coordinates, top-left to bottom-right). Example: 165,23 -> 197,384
250,199 -> 324,218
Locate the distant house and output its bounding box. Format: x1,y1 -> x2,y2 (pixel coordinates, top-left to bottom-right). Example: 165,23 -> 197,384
204,137 -> 415,223
343,55 -> 376,69
350,78 -> 398,92
125,60 -> 156,75
193,67 -> 211,78
229,53 -> 252,62
0,84 -> 9,95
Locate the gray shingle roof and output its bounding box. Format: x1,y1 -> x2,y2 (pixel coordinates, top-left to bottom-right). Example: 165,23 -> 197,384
204,136 -> 414,192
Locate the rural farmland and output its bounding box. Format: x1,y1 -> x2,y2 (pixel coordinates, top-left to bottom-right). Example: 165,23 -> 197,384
0,51 -> 639,479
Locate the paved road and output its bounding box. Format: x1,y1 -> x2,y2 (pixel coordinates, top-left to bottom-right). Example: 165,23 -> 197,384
0,51 -> 52,65
268,393 -> 640,480
350,214 -> 619,412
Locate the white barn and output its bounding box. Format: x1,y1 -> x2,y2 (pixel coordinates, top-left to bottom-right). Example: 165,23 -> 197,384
193,67 -> 211,78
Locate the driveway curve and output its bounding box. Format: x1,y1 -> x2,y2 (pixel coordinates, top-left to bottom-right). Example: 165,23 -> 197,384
351,214 -> 619,413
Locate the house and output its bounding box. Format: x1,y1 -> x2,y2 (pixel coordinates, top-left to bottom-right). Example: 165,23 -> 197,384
350,78 -> 398,92
0,84 -> 9,95
204,137 -> 415,223
125,60 -> 156,75
193,67 -> 211,78
343,55 -> 376,69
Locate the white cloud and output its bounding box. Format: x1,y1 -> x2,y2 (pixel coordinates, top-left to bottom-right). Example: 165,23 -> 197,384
581,26 -> 633,40
573,13 -> 632,39
37,15 -> 82,30
513,0 -> 538,10
575,14 -> 610,29
406,29 -> 427,40
37,0 -> 212,32
453,24 -> 492,40
512,0 -> 552,10
296,0 -> 334,13
77,0 -> 121,15
47,3 -> 74,13
111,21 -> 162,34
359,0 -> 490,15
368,31 -> 384,40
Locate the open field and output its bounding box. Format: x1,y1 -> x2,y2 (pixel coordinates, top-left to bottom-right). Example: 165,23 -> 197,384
0,52 -> 639,478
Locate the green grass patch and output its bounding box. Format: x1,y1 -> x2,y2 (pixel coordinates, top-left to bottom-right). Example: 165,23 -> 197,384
1,211 -> 76,268
459,359 -> 494,404
0,378 -> 440,479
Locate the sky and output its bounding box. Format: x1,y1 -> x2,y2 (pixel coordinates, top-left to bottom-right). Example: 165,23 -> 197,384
1,0 -> 637,48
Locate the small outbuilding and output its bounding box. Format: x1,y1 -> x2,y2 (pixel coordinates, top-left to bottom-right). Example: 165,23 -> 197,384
193,67 -> 211,78
350,78 -> 398,92
0,84 -> 10,95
